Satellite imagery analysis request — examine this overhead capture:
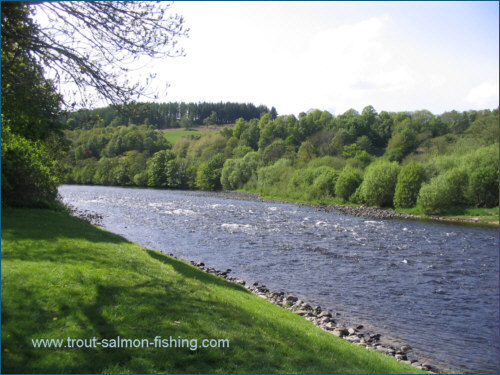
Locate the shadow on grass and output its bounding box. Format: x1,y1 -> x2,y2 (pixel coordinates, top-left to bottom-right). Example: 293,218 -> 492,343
1,208 -> 129,244
2,274 -> 333,374
146,249 -> 249,293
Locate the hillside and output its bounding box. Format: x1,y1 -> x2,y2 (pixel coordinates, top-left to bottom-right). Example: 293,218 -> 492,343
62,106 -> 499,217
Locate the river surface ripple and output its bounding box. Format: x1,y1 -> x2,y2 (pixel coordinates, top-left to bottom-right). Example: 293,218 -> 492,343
59,185 -> 499,373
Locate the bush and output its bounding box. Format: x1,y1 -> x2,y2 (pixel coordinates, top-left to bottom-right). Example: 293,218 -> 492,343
147,150 -> 176,187
335,166 -> 363,202
1,126 -> 59,207
221,152 -> 260,190
195,153 -> 225,191
417,168 -> 468,214
361,161 -> 400,207
467,165 -> 499,207
308,168 -> 339,200
350,184 -> 365,204
461,144 -> 499,207
232,145 -> 253,158
393,162 -> 426,208
255,158 -> 294,196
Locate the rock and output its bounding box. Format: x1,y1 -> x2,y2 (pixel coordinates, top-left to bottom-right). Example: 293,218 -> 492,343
411,362 -> 421,368
345,335 -> 360,343
294,309 -> 308,316
356,324 -> 364,330
347,327 -> 356,335
333,327 -> 348,337
324,322 -> 335,330
253,282 -> 259,286
285,295 -> 298,302
400,345 -> 412,353
319,316 -> 333,324
395,354 -> 407,361
318,311 -> 332,318
235,279 -> 246,285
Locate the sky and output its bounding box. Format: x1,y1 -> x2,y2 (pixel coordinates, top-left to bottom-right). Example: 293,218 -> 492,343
144,1 -> 498,117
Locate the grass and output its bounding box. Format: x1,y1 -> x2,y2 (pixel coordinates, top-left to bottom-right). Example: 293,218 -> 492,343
162,128 -> 204,144
1,208 -> 424,374
395,205 -> 499,225
162,125 -> 233,144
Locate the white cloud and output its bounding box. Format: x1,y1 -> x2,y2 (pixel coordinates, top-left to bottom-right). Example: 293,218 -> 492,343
286,15 -> 420,114
466,81 -> 499,108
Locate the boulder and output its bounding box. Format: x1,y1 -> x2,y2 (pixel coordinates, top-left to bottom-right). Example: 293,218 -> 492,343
333,327 -> 348,337
318,311 -> 332,318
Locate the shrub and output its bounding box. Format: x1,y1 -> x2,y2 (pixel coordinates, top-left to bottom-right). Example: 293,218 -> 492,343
221,152 -> 260,190
308,168 -> 339,200
417,168 -> 468,214
361,161 -> 400,207
255,158 -> 294,196
350,184 -> 365,204
196,153 -> 225,191
335,166 -> 363,202
393,162 -> 426,208
461,144 -> 499,207
1,125 -> 59,207
467,165 -> 499,207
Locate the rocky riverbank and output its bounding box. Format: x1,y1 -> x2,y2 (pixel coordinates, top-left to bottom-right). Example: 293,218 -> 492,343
177,258 -> 441,374
192,190 -> 498,226
68,206 -> 104,226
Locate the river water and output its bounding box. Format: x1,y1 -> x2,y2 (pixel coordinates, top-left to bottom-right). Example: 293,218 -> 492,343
59,185 -> 499,373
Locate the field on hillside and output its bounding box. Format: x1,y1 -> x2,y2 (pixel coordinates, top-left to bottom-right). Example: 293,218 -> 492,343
163,125 -> 233,144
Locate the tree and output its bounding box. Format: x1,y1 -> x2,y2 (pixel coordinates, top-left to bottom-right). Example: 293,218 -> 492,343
203,111 -> 218,127
335,166 -> 363,202
1,1 -> 187,207
418,168 -> 469,214
393,163 -> 426,208
18,1 -> 188,107
361,161 -> 400,207
196,153 -> 225,191
1,3 -> 65,207
147,150 -> 176,187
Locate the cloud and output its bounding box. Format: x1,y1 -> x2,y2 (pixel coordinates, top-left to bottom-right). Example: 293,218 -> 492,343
466,81 -> 499,108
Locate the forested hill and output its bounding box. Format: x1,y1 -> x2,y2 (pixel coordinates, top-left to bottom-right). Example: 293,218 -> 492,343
63,105 -> 499,216
65,102 -> 278,129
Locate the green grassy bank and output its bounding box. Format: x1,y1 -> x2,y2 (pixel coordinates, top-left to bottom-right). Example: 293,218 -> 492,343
1,208 -> 424,374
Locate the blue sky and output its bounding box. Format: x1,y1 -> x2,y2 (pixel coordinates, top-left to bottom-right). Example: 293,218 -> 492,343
148,1 -> 498,116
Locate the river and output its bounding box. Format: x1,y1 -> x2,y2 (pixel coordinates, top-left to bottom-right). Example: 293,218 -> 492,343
59,185 -> 499,373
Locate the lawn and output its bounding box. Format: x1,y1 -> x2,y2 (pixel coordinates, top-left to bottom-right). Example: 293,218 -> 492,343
1,208 -> 424,374
162,128 -> 203,144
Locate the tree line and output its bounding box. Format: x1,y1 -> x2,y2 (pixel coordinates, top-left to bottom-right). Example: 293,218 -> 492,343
64,102 -> 278,129
1,1 -> 187,208
63,105 -> 499,215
